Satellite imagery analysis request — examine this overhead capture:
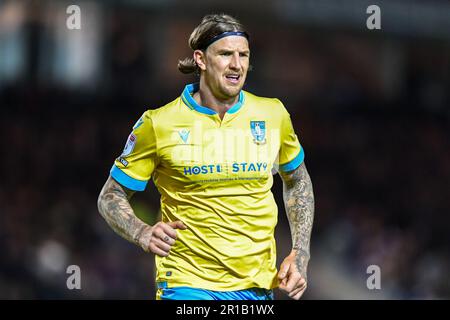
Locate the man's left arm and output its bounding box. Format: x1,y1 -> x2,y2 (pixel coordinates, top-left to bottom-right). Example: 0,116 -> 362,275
278,162 -> 315,300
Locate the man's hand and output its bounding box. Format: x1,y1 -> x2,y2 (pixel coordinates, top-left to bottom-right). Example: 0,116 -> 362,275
138,221 -> 187,257
278,250 -> 308,300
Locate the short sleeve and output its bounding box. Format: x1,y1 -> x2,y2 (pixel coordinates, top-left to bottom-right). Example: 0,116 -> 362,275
110,110 -> 158,191
277,100 -> 305,173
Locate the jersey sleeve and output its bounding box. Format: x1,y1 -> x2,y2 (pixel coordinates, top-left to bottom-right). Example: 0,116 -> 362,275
110,110 -> 158,191
276,100 -> 305,173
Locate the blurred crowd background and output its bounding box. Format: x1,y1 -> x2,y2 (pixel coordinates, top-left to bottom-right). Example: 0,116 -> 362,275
1,0 -> 449,299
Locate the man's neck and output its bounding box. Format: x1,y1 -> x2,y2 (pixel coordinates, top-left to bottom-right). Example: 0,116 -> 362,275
193,82 -> 239,119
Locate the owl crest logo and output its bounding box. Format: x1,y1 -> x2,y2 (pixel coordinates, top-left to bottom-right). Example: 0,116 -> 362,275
250,121 -> 266,145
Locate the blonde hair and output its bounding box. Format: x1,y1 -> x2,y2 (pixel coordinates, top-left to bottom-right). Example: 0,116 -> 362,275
178,14 -> 249,74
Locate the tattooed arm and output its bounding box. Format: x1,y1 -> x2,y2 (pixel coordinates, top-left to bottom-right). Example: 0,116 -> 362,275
277,162 -> 315,300
97,176 -> 186,256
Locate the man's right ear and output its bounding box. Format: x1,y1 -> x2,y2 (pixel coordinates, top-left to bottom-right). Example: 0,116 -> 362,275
193,50 -> 206,71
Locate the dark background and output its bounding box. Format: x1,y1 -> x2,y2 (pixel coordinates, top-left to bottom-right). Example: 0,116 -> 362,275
1,0 -> 449,299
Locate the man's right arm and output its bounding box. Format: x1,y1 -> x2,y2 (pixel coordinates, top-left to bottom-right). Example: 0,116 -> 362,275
97,176 -> 186,256
97,176 -> 153,250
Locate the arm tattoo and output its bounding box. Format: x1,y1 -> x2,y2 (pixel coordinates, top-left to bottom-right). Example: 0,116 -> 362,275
280,162 -> 315,281
97,176 -> 150,247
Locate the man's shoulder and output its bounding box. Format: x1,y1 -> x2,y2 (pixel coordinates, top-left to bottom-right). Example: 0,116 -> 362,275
243,90 -> 286,113
142,96 -> 182,120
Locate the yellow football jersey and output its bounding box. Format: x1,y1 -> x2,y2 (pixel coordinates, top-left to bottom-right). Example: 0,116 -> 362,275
111,83 -> 304,291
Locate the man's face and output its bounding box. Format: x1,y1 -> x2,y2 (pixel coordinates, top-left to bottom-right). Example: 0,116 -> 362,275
199,36 -> 250,100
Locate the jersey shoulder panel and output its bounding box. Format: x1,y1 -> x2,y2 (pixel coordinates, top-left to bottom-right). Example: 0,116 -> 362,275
150,96 -> 182,115
243,91 -> 287,117
147,96 -> 184,131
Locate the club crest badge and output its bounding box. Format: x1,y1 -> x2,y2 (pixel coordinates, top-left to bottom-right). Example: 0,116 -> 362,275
250,121 -> 266,145
121,133 -> 137,157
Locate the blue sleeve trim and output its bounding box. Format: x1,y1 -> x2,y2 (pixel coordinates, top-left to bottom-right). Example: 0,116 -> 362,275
279,148 -> 305,172
110,165 -> 148,191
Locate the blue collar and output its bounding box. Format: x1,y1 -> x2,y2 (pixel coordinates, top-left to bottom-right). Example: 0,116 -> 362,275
181,83 -> 244,115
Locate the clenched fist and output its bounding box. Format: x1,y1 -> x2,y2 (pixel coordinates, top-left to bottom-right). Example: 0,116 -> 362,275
138,221 -> 187,257
278,250 -> 308,300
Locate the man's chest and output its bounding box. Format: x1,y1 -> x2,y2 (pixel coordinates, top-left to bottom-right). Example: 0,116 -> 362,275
156,117 -> 281,182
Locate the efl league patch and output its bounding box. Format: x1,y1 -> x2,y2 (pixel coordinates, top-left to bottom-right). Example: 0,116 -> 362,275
121,133 -> 136,157
119,157 -> 129,167
250,121 -> 266,145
